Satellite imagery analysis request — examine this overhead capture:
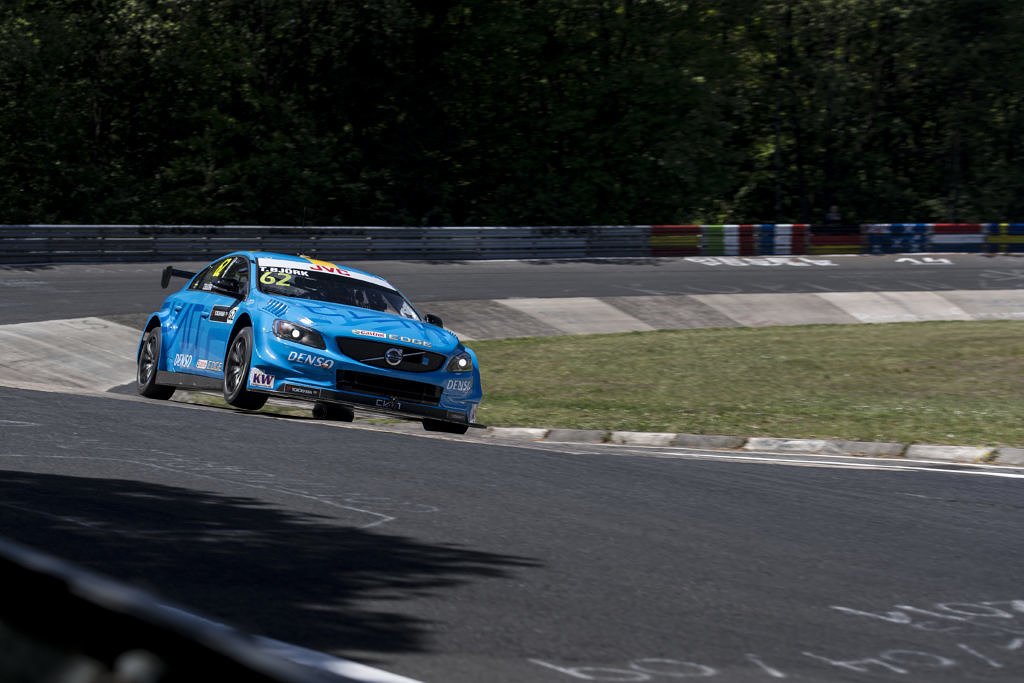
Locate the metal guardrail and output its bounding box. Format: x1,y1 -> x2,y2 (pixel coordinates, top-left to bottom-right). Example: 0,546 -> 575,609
3,223 -> 1023,264
0,225 -> 649,264
0,537 -> 360,683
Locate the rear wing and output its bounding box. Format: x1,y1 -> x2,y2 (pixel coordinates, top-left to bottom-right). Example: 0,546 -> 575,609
161,266 -> 196,289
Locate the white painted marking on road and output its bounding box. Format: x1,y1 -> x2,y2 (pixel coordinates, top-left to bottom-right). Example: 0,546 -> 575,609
745,653 -> 788,678
0,450 -> 400,529
513,440 -> 1024,479
957,643 -> 1004,668
0,419 -> 40,427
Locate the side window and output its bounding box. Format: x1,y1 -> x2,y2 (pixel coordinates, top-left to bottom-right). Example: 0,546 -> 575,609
188,256 -> 247,295
221,257 -> 250,296
188,265 -> 214,291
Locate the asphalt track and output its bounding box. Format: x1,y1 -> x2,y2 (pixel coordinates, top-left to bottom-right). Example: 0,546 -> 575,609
5,252 -> 1024,325
2,256 -> 1024,682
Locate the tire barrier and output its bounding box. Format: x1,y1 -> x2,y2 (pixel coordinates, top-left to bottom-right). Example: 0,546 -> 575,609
808,225 -> 864,254
2,223 -> 1023,263
699,225 -> 757,256
988,223 -> 1024,253
757,224 -> 809,255
650,224 -> 701,256
864,224 -> 931,254
925,223 -> 987,253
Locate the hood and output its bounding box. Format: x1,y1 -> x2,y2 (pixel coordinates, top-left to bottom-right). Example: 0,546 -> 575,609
264,297 -> 461,353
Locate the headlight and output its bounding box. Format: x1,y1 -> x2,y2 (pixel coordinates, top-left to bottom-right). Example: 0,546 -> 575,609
273,319 -> 325,349
446,351 -> 474,372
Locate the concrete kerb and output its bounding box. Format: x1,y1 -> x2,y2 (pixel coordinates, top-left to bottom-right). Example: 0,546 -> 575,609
481,426 -> 1023,467
994,448 -> 1024,466
904,444 -> 995,463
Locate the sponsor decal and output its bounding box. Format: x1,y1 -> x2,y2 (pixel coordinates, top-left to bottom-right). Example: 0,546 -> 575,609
173,353 -> 193,368
445,378 -> 473,394
249,368 -> 275,389
195,359 -> 224,372
308,263 -> 352,277
384,348 -> 404,366
351,329 -> 432,348
375,398 -> 402,410
209,305 -> 236,323
286,351 -> 335,369
255,258 -> 396,290
283,384 -> 321,398
390,334 -> 431,348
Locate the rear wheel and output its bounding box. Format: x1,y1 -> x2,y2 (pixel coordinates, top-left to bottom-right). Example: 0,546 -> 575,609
422,419 -> 469,435
313,402 -> 354,421
137,327 -> 175,400
223,327 -> 268,410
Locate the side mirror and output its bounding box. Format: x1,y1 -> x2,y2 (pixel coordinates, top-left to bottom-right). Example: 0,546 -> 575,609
425,313 -> 444,328
210,277 -> 241,297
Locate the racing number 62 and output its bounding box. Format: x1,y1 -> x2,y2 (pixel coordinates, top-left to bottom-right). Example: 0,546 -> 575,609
259,271 -> 292,287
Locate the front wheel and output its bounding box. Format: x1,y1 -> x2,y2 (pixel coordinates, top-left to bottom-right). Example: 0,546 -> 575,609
137,327 -> 175,400
422,419 -> 469,435
223,327 -> 268,410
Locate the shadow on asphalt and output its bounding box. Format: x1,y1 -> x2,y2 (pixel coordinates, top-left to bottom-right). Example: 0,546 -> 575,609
0,470 -> 538,661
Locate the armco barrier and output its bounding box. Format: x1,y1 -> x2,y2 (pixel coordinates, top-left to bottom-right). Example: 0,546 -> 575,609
0,224 -> 650,264
0,537 -> 353,682
2,223 -> 1023,264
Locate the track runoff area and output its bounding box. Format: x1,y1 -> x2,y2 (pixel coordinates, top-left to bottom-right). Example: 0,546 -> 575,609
1,253 -> 1024,683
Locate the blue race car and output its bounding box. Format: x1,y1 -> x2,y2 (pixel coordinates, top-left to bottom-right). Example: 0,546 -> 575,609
136,252 -> 482,434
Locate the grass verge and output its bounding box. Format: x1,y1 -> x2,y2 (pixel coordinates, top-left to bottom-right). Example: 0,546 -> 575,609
471,321 -> 1024,447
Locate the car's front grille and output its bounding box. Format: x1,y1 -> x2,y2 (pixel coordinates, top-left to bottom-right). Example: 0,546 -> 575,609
336,370 -> 443,405
337,337 -> 445,373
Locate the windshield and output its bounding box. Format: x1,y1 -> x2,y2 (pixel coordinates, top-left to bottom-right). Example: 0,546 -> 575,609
255,258 -> 420,320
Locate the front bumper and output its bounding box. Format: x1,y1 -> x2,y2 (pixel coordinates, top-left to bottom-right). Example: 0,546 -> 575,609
267,382 -> 480,425
250,332 -> 482,426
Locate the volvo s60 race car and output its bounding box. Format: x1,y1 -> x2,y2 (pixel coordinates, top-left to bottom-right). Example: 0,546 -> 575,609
136,252 -> 482,434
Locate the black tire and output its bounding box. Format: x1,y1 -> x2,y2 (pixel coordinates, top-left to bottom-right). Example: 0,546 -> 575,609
422,419 -> 469,435
223,327 -> 269,410
137,327 -> 175,400
313,402 -> 355,421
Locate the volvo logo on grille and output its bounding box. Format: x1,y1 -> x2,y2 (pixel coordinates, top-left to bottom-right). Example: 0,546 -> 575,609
384,347 -> 404,366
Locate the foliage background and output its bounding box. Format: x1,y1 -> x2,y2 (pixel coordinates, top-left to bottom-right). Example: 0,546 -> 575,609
1,0 -> 1022,226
